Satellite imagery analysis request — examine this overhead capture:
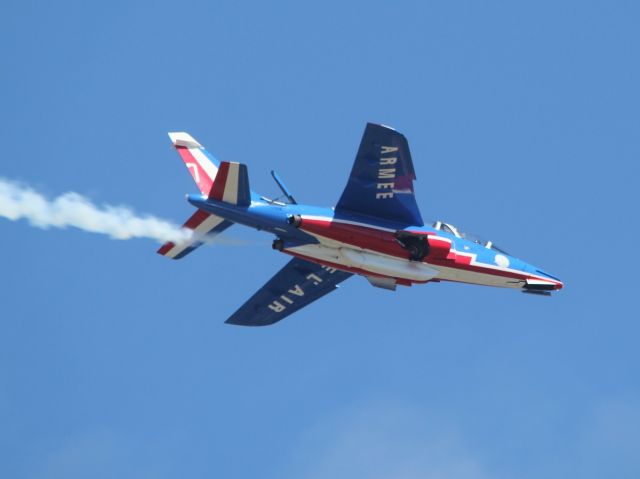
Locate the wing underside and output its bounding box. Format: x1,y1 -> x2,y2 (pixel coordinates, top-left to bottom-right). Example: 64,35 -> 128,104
226,258 -> 352,326
335,123 -> 423,226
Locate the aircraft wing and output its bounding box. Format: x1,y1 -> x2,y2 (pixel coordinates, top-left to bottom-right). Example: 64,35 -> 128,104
335,123 -> 423,226
225,258 -> 352,326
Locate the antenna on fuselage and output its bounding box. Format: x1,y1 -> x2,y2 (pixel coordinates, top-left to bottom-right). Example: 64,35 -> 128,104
270,170 -> 297,204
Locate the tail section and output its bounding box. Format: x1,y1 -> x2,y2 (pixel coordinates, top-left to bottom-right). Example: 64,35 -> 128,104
168,132 -> 252,206
157,209 -> 233,259
168,132 -> 219,195
208,161 -> 251,206
161,133 -> 251,260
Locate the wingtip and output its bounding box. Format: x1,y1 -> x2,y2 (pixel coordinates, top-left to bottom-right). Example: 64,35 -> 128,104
366,122 -> 397,132
168,132 -> 202,148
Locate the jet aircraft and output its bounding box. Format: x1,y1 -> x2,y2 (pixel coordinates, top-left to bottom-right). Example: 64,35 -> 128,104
158,123 -> 563,326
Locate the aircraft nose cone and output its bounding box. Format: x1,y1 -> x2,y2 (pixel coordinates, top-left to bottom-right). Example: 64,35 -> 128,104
527,267 -> 564,292
544,272 -> 564,290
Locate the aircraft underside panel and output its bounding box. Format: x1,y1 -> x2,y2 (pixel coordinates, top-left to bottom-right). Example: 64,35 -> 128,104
285,230 -> 543,290
335,123 -> 424,226
225,258 -> 352,326
285,243 -> 439,283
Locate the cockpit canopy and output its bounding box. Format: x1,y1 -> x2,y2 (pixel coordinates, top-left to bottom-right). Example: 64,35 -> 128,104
433,221 -> 510,255
433,221 -> 462,237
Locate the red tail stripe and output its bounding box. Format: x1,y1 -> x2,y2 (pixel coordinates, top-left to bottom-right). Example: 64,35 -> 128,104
175,146 -> 214,195
209,162 -> 229,200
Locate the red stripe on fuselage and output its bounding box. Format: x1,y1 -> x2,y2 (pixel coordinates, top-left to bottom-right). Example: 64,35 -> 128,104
300,218 -> 405,257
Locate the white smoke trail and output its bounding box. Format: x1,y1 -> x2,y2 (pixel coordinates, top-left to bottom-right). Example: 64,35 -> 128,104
0,177 -> 193,244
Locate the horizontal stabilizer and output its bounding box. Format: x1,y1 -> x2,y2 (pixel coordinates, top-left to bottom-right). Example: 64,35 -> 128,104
157,209 -> 233,259
208,161 -> 251,206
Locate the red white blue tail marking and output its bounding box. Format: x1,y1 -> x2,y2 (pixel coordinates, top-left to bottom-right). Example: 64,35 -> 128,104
209,161 -> 251,206
168,132 -> 219,195
157,209 -> 232,259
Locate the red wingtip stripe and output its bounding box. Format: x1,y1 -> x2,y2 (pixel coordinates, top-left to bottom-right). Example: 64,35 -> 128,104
208,161 -> 230,200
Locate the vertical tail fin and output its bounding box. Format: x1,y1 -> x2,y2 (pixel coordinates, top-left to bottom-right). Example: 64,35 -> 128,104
168,132 -> 219,195
168,132 -> 252,205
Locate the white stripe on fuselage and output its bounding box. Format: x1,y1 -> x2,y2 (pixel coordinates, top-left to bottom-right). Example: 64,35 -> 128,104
286,242 -> 438,282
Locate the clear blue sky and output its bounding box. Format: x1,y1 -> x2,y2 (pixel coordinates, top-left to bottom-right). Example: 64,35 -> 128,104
1,1 -> 639,478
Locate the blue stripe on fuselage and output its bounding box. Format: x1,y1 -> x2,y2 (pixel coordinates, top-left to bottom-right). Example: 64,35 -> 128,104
187,195 -> 321,244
